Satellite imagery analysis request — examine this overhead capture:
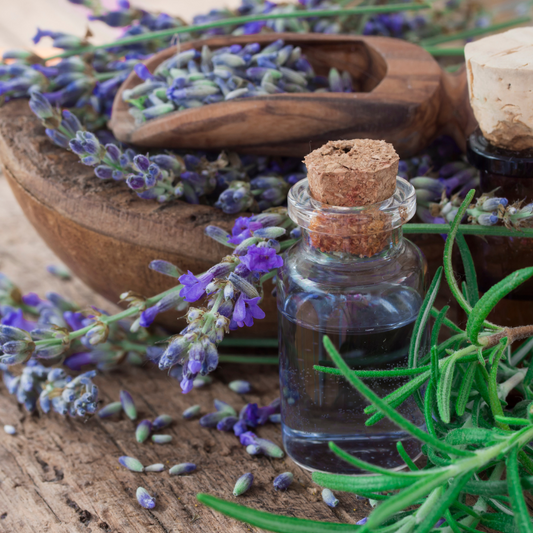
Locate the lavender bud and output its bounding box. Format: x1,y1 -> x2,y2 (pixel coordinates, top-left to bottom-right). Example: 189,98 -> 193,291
322,488 -> 339,507
152,434 -> 172,444
136,487 -> 156,509
477,213 -> 499,226
135,419 -> 152,443
120,389 -> 137,420
228,273 -> 259,298
199,411 -> 229,428
205,225 -> 231,246
233,473 -> 254,496
481,197 -> 508,211
273,472 -> 293,491
246,444 -> 262,455
269,413 -> 281,423
182,405 -> 201,419
152,414 -> 173,431
4,425 -> 16,435
253,227 -> 286,239
145,463 -> 165,473
169,463 -> 196,475
119,456 -> 144,472
229,380 -> 251,394
256,437 -> 284,458
214,399 -> 237,415
217,416 -> 239,431
205,342 -> 219,373
193,375 -> 212,388
357,517 -> 368,525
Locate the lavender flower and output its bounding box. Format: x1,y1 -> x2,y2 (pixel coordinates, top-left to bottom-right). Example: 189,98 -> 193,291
233,473 -> 254,496
119,456 -> 144,472
169,463 -> 196,475
232,295 -> 265,328
240,245 -> 283,273
179,271 -> 214,303
120,389 -> 137,420
322,488 -> 339,507
273,472 -> 293,491
136,487 -> 156,509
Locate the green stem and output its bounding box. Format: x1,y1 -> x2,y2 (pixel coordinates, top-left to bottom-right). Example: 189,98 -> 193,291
44,3 -> 431,61
421,16 -> 531,47
218,355 -> 278,364
422,47 -> 465,57
404,223 -> 533,238
219,337 -> 277,348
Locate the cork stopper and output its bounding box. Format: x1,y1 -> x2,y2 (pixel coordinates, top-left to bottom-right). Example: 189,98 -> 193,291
465,27 -> 533,151
304,139 -> 399,207
302,139 -> 400,258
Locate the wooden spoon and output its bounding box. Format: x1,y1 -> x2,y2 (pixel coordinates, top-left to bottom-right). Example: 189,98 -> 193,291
109,33 -> 476,158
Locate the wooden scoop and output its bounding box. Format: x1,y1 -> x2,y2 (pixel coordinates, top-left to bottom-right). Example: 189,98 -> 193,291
109,33 -> 476,158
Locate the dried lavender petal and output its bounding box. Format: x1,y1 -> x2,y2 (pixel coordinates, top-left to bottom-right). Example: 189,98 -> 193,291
182,405 -> 201,419
119,456 -> 144,472
135,419 -> 152,443
228,380 -> 251,394
273,472 -> 293,491
136,487 -> 156,509
322,488 -> 339,507
120,390 -> 137,420
169,463 -> 196,475
151,434 -> 172,444
145,463 -> 165,472
152,414 -> 173,431
233,473 -> 254,496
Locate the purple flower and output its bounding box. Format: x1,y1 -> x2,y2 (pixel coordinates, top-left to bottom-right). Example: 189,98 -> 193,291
0,309 -> 35,331
228,217 -> 262,245
240,246 -> 283,273
232,294 -> 265,328
179,271 -> 214,303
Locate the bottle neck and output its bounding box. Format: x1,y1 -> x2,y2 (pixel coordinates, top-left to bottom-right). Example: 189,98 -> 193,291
300,226 -> 404,268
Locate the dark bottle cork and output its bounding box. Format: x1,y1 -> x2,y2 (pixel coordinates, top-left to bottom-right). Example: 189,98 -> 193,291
304,139 -> 399,207
303,139 -> 400,257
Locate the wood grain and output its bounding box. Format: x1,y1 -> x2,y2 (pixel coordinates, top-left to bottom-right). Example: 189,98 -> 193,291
109,33 -> 476,158
0,100 -> 277,337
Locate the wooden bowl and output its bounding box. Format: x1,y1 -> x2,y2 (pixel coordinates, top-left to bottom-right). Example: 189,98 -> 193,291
0,100 -> 278,336
109,33 -> 476,158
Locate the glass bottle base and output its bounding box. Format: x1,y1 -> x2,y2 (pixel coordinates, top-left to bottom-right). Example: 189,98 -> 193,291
282,425 -> 423,474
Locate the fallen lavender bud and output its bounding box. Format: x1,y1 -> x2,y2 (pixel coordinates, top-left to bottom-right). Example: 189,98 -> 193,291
273,472 -> 293,491
152,434 -> 172,444
356,517 -> 368,525
119,456 -> 144,472
145,463 -> 165,473
269,413 -> 281,423
182,405 -> 201,419
217,416 -> 239,431
169,463 -> 196,475
214,399 -> 237,415
97,401 -> 123,418
46,264 -> 72,280
193,375 -> 212,388
200,411 -> 231,428
4,424 -> 16,435
233,473 -> 254,496
135,419 -> 152,443
152,414 -> 173,431
228,380 -> 251,394
120,390 -> 137,420
322,488 -> 339,508
136,487 -> 156,509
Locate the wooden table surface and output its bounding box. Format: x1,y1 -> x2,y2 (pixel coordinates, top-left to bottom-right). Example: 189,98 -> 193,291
0,172 -> 369,532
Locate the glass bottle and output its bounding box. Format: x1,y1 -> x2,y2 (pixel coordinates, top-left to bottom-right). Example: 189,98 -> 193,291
466,129 -> 533,326
277,176 -> 427,474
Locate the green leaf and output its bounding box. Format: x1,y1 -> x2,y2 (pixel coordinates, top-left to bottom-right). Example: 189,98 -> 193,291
413,473 -> 472,533
443,190 -> 476,315
488,338 -> 510,429
437,351 -> 464,423
196,494 -> 360,532
424,380 -> 438,437
396,441 -> 419,471
494,415 -> 531,426
456,362 -> 477,417
364,471 -> 453,530
456,234 -> 479,306
313,365 -> 430,378
430,307 -> 463,334
409,267 -> 442,369
430,345 -> 439,384
364,371 -> 430,417
431,306 -> 450,347
327,442 -> 426,478
525,359 -> 533,388
467,268 -> 533,345
313,471 -> 415,493
506,446 -> 533,533
323,336 -> 474,457
444,428 -> 503,447
511,337 -> 533,366
464,477 -> 533,496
